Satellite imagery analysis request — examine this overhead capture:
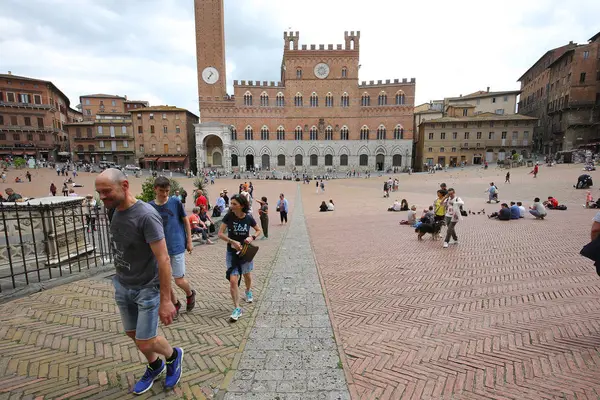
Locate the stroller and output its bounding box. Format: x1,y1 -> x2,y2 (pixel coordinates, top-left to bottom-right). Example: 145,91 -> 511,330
575,174 -> 593,189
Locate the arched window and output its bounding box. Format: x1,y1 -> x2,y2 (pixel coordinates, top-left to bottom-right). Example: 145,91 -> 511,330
276,92 -> 284,107
276,126 -> 285,140
325,154 -> 333,165
325,92 -> 333,107
243,91 -> 252,106
310,154 -> 318,166
377,125 -> 386,140
395,91 -> 406,105
310,92 -> 318,107
359,154 -> 368,166
294,92 -> 303,107
378,91 -> 387,106
244,125 -> 253,140
340,92 -> 349,107
340,154 -> 348,166
340,126 -> 349,140
295,126 -> 303,140
392,154 -> 402,166
325,126 -> 333,140
230,126 -> 237,141
277,154 -> 286,166
394,125 -> 404,139
260,126 -> 269,140
361,93 -> 370,106
360,126 -> 369,140
260,92 -> 269,107
341,67 -> 347,78
296,68 -> 302,79
295,154 -> 303,166
309,126 -> 318,140
231,154 -> 239,167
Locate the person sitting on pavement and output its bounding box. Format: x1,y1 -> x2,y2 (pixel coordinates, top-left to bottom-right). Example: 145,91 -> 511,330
399,205 -> 417,226
489,203 -> 511,220
400,199 -> 409,211
388,199 -> 402,212
544,196 -> 559,209
327,199 -> 335,211
189,207 -> 214,244
509,202 -> 520,219
517,202 -> 526,218
529,197 -> 547,219
319,201 -> 329,212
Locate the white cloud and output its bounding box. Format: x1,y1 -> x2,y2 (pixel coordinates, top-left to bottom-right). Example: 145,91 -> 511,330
0,0 -> 598,114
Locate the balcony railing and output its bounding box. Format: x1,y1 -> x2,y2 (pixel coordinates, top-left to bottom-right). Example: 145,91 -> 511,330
0,101 -> 53,111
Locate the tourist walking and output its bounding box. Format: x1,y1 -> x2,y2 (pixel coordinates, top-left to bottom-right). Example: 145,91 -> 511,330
83,194 -> 97,232
62,182 -> 69,196
217,194 -> 263,321
276,193 -> 289,224
149,177 -> 196,319
255,196 -> 269,239
50,182 -> 57,196
94,169 -> 183,395
26,171 -> 31,182
442,188 -> 464,248
505,171 -> 510,183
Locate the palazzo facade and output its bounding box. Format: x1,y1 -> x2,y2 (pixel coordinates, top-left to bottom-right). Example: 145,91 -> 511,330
193,0 -> 415,172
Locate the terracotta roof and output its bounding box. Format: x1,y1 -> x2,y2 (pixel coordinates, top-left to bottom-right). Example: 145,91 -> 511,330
133,105 -> 198,117
0,73 -> 71,106
415,109 -> 443,114
589,31 -> 600,42
80,94 -> 126,99
426,113 -> 537,123
446,103 -> 476,108
446,90 -> 520,101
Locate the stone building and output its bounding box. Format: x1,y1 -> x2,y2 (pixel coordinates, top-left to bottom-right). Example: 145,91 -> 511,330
65,94 -> 144,165
0,72 -> 72,161
546,33 -> 600,152
193,0 -> 415,173
444,88 -> 520,116
517,42 -> 579,154
132,106 -> 199,171
415,104 -> 537,170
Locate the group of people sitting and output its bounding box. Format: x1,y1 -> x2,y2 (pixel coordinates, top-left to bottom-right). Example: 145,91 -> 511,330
319,199 -> 335,212
388,199 -> 409,212
488,198 -> 550,220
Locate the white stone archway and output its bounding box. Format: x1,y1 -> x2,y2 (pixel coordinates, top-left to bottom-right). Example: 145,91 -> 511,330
195,122 -> 232,172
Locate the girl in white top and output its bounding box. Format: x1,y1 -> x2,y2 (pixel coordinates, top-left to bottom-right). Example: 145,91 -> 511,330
327,200 -> 335,211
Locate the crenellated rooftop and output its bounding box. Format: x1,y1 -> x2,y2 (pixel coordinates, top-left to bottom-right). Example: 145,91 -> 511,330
359,78 -> 416,87
233,80 -> 284,88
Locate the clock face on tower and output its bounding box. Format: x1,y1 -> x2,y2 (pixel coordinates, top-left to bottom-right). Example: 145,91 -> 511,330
314,63 -> 330,79
202,67 -> 219,84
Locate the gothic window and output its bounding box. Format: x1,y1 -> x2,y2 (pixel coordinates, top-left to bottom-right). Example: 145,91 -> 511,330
325,93 -> 333,107
260,92 -> 269,106
341,67 -> 347,78
260,126 -> 269,140
295,126 -> 303,140
276,92 -> 284,107
230,126 -> 237,141
309,92 -> 318,107
294,92 -> 303,107
340,126 -> 349,140
341,92 -> 349,107
376,125 -> 386,140
325,126 -> 333,140
360,126 -> 369,140
309,126 -> 318,140
361,93 -> 370,106
393,125 -> 404,139
243,91 -> 252,106
310,154 -> 318,166
244,125 -> 253,140
378,91 -> 387,106
276,126 -> 285,140
340,154 -> 348,165
395,91 -> 405,105
296,68 -> 302,79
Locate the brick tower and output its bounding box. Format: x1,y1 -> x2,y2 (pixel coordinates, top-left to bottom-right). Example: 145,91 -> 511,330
194,0 -> 227,108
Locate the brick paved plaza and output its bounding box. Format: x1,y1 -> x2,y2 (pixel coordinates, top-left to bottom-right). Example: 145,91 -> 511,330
1,163 -> 600,399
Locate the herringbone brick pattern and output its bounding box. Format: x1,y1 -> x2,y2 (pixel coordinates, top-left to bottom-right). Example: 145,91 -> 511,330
0,179 -> 297,399
305,165 -> 600,399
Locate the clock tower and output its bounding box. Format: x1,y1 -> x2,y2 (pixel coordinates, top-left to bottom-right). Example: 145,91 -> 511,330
194,0 -> 227,106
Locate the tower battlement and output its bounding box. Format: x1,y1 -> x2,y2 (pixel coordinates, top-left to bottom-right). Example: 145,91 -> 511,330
359,78 -> 416,87
233,80 -> 284,88
284,31 -> 360,51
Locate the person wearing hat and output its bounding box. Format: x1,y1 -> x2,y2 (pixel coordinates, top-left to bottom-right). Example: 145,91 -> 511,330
83,194 -> 97,232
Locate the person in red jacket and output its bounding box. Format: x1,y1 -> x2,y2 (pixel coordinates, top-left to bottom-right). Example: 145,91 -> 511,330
195,191 -> 208,208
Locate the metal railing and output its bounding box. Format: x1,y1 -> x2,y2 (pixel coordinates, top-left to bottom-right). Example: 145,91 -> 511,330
0,199 -> 113,292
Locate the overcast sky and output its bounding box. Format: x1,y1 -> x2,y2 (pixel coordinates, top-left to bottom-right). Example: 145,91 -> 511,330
0,0 -> 598,115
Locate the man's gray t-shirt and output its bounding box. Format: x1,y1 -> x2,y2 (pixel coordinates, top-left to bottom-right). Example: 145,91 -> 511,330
110,201 -> 165,288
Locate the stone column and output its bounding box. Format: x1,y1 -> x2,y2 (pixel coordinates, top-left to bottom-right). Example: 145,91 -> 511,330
196,144 -> 205,172
223,147 -> 231,171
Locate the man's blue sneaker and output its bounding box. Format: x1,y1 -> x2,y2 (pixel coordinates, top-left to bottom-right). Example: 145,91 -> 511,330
132,362 -> 165,395
245,290 -> 253,303
165,347 -> 184,390
230,307 -> 242,321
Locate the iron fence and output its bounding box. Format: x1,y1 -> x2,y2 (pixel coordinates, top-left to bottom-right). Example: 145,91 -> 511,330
0,198 -> 113,292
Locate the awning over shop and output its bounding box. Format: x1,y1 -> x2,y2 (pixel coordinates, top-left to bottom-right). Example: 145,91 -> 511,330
12,152 -> 24,156
158,157 -> 186,163
143,157 -> 159,162
25,151 -> 36,155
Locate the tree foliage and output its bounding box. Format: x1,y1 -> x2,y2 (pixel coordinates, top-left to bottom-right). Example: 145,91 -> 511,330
13,157 -> 26,169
